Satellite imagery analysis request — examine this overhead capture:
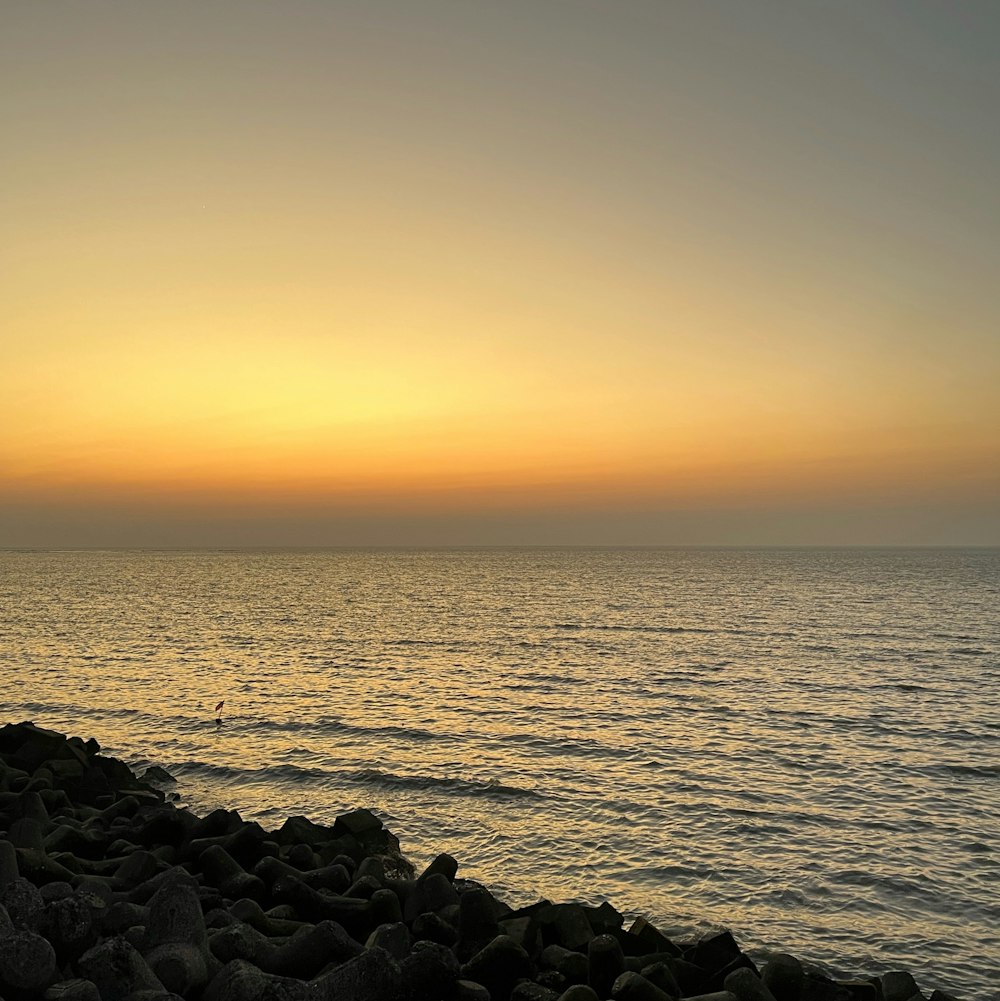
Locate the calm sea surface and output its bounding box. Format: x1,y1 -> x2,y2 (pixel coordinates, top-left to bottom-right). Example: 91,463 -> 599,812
1,548 -> 997,997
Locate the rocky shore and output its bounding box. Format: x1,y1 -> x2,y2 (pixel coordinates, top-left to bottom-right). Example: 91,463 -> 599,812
0,721 -> 959,1001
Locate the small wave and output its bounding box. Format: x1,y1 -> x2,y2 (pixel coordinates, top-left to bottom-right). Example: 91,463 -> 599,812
169,760 -> 332,784
348,767 -> 541,800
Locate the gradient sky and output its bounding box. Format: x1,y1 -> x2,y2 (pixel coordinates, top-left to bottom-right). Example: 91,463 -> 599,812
3,0 -> 999,546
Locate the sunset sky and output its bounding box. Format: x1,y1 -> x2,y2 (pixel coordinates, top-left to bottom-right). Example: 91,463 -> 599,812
3,1 -> 999,546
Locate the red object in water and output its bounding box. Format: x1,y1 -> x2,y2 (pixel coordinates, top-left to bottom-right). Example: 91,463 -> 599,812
214,700 -> 225,713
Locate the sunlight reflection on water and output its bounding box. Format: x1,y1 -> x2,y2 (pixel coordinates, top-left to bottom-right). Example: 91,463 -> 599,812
1,547 -> 998,997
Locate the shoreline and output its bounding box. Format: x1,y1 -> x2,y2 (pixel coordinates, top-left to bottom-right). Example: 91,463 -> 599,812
0,720 -> 961,1001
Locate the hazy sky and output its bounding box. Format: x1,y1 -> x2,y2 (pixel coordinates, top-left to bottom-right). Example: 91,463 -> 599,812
3,1 -> 999,546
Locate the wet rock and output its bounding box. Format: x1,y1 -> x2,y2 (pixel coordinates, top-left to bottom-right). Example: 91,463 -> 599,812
0,929 -> 58,996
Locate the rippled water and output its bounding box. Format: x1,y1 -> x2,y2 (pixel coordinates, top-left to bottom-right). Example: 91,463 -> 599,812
1,548 -> 998,997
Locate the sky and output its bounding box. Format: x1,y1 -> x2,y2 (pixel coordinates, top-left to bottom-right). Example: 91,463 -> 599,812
2,0 -> 999,547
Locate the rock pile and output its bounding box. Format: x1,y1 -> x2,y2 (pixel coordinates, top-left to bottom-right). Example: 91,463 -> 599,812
0,721 -> 958,1001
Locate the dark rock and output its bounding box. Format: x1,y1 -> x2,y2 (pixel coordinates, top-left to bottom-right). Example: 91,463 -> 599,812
77,936 -> 166,1001
139,767 -> 175,785
202,958 -> 308,1001
500,915 -> 541,957
639,961 -> 680,997
412,909 -> 457,946
0,878 -> 43,931
458,886 -> 503,960
836,981 -> 879,1000
366,920 -> 411,960
726,968 -> 778,1001
199,845 -> 265,901
143,880 -> 211,995
456,981 -> 493,1001
7,818 -> 44,851
610,971 -> 675,1001
44,893 -> 97,961
762,954 -> 804,1001
883,972 -> 922,1001
400,939 -> 462,1001
540,944 -> 588,984
0,841 -> 17,890
0,930 -> 58,996
312,945 -> 402,1001
40,881 -> 74,903
589,933 -> 626,998
556,988 -> 600,1001
420,852 -> 459,882
405,871 -> 459,921
625,917 -> 681,958
511,983 -> 559,1001
43,979 -> 101,1001
537,904 -> 594,953
462,934 -> 533,1001
268,920 -> 362,977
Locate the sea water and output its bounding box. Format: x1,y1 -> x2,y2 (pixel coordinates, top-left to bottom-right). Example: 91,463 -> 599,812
1,548 -> 997,997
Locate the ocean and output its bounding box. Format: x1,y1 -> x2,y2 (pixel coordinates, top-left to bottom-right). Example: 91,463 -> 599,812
1,547 -> 997,997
